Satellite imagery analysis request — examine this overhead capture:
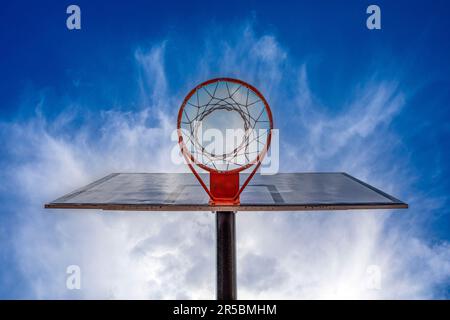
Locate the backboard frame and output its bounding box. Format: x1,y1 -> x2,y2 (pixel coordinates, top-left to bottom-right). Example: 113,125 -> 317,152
44,172 -> 408,212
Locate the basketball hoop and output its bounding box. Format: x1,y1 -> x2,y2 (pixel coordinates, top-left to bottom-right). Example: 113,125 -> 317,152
47,77 -> 406,300
177,78 -> 273,205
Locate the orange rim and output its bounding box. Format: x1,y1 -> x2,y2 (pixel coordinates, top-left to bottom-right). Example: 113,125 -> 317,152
177,77 -> 273,174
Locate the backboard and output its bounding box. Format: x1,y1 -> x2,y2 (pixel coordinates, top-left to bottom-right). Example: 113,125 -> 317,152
45,172 -> 408,212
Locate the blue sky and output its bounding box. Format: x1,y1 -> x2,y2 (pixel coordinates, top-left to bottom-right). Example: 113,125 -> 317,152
0,0 -> 449,299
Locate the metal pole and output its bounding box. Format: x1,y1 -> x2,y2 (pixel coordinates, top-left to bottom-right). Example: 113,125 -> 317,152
216,211 -> 237,300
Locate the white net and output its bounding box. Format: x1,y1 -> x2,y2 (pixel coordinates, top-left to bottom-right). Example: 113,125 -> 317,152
178,79 -> 272,172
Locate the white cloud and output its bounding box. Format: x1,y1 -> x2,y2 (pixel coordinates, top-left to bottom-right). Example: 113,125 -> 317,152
1,23 -> 449,299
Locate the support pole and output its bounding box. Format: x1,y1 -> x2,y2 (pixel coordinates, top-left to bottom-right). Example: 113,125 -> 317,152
216,211 -> 237,300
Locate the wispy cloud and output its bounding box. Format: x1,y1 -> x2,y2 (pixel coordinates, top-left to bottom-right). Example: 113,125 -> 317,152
1,22 -> 448,299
